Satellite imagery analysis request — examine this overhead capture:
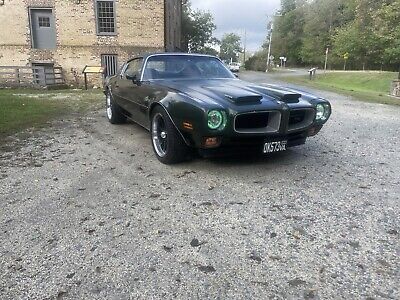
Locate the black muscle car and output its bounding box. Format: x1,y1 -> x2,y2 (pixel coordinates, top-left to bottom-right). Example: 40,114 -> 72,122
104,53 -> 331,164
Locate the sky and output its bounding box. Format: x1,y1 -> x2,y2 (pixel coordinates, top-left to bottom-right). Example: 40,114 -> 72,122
191,0 -> 281,53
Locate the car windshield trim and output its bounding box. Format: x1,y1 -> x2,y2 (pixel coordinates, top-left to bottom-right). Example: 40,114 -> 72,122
140,54 -> 235,81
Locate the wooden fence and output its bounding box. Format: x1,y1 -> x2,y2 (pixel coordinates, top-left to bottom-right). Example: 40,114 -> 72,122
0,66 -> 65,87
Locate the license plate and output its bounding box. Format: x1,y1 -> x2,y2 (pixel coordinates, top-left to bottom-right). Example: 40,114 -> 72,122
263,140 -> 288,154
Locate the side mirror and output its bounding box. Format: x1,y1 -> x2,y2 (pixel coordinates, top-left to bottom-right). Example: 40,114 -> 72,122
126,73 -> 140,85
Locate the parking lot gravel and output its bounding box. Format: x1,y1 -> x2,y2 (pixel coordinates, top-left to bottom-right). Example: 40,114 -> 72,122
0,72 -> 399,299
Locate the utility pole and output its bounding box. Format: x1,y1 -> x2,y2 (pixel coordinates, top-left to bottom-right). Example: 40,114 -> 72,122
243,29 -> 247,65
324,47 -> 329,73
266,23 -> 273,72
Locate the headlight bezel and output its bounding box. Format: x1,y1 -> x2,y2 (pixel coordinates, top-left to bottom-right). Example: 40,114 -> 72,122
207,110 -> 227,130
315,103 -> 331,122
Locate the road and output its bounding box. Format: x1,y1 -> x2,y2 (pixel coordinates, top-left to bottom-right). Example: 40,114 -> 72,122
266,68 -> 310,77
1,72 -> 399,299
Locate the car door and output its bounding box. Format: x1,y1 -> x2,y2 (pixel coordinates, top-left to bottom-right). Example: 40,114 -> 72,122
115,58 -> 145,124
133,81 -> 162,129
109,63 -> 126,105
136,57 -> 171,129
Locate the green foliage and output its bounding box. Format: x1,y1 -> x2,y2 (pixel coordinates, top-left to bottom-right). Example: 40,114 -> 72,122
264,0 -> 400,72
332,0 -> 389,69
372,1 -> 400,66
245,50 -> 269,71
200,46 -> 219,56
300,0 -> 351,66
219,33 -> 242,63
181,2 -> 218,54
272,0 -> 307,65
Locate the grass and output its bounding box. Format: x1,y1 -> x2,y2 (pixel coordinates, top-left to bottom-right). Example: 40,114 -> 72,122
280,71 -> 399,106
0,88 -> 103,139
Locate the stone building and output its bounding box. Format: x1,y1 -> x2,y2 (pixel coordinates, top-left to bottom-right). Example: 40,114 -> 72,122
0,0 -> 182,86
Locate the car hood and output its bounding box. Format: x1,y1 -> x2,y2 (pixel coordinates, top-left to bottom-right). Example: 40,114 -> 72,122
153,78 -> 311,107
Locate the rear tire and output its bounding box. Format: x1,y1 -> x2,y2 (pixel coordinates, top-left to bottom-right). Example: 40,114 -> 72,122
106,90 -> 126,124
151,106 -> 190,164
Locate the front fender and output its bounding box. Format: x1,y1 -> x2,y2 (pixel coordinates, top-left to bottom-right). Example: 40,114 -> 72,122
150,93 -> 215,147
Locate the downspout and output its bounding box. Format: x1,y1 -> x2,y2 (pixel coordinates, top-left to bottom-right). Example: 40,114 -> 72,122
180,0 -> 184,51
164,0 -> 167,52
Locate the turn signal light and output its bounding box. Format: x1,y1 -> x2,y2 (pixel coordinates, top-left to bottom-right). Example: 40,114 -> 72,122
308,126 -> 322,137
183,121 -> 193,130
203,137 -> 220,148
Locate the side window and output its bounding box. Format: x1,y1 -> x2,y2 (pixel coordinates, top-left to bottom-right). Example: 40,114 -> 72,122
124,59 -> 143,78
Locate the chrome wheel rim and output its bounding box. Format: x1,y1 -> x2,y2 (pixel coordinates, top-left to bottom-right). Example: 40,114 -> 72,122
106,93 -> 112,120
152,113 -> 168,157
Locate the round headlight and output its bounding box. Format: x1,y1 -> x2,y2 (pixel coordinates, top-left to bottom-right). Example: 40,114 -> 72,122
316,103 -> 330,121
208,110 -> 224,130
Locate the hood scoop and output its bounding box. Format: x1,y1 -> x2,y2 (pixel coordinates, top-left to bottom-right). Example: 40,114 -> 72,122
206,86 -> 263,104
262,87 -> 301,103
224,93 -> 263,104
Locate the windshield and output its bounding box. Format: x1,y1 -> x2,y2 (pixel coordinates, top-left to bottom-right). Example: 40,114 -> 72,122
142,55 -> 235,80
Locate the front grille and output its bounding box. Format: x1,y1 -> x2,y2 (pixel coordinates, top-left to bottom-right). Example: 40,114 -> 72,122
289,110 -> 306,126
288,109 -> 315,132
234,111 -> 281,133
236,113 -> 269,130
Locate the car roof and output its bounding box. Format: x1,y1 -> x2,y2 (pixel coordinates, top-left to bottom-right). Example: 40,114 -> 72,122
126,53 -> 219,64
143,52 -> 217,59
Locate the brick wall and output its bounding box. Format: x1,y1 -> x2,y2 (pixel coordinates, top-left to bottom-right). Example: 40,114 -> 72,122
0,0 -> 173,86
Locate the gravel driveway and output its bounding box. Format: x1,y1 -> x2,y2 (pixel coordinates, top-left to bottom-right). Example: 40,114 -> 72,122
1,72 -> 399,299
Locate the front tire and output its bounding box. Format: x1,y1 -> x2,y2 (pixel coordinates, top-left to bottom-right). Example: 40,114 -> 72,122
106,91 -> 126,124
151,106 -> 190,164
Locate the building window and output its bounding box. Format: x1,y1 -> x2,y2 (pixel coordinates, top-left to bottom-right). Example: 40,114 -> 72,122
101,54 -> 118,77
96,0 -> 116,35
38,17 -> 50,27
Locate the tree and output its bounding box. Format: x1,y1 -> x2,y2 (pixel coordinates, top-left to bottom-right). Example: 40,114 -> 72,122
272,0 -> 307,66
220,33 -> 242,63
371,0 -> 400,74
181,2 -> 218,54
258,0 -> 399,71
245,50 -> 269,71
200,45 -> 219,56
300,0 -> 352,67
332,0 -> 387,70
